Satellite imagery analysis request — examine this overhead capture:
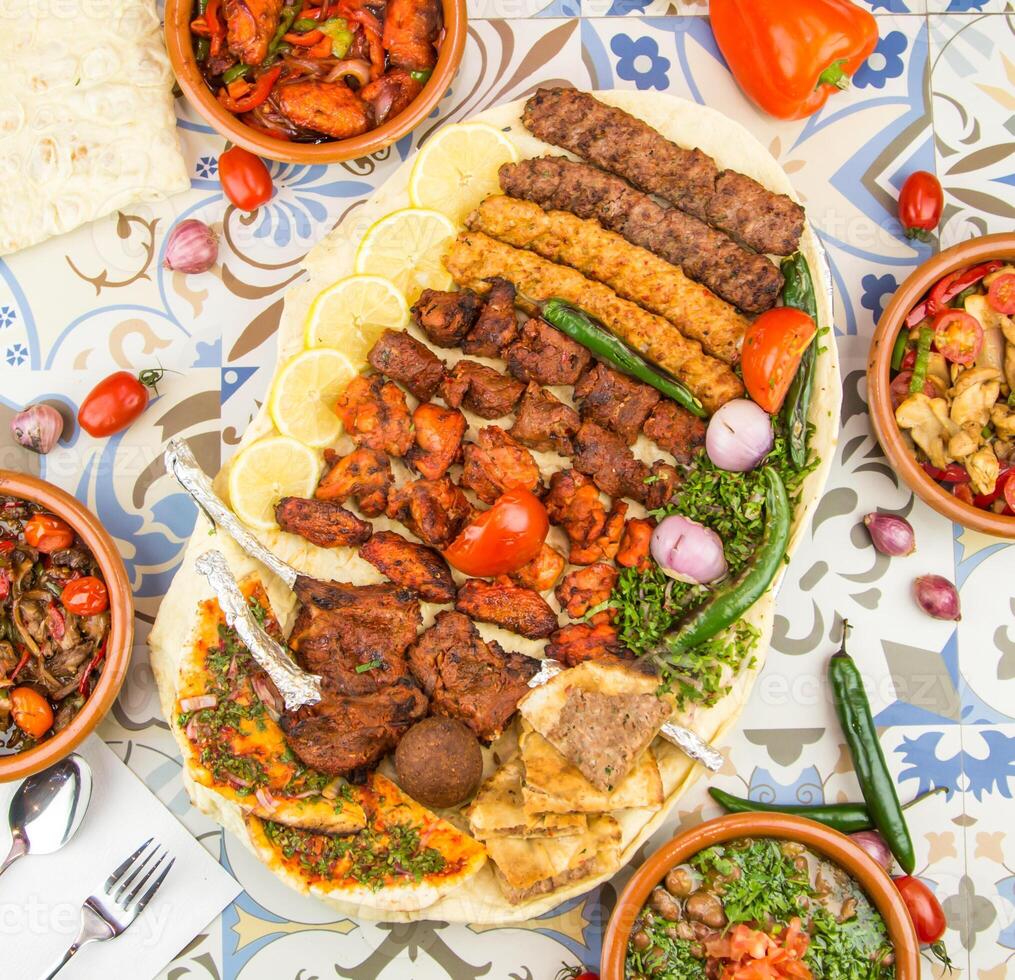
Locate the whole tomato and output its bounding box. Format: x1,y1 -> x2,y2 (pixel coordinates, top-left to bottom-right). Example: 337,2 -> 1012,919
78,369 -> 163,438
893,875 -> 953,969
23,514 -> 74,553
61,576 -> 109,616
10,687 -> 54,739
898,171 -> 943,242
444,488 -> 549,577
218,146 -> 274,211
740,307 -> 817,414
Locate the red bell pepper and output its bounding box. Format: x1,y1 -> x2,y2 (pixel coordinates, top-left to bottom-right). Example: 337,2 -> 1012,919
205,0 -> 226,56
283,29 -> 325,45
972,466 -> 1014,509
922,462 -> 970,484
905,261 -> 1005,328
218,66 -> 282,113
709,0 -> 878,120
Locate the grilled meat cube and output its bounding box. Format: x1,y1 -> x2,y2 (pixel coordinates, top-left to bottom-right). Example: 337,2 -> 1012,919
223,0 -> 282,65
575,362 -> 661,445
555,564 -> 619,619
616,518 -> 655,571
275,497 -> 372,548
642,400 -> 707,466
644,461 -> 680,511
461,277 -> 519,358
546,622 -> 625,668
569,499 -> 627,565
544,470 -> 607,551
382,0 -> 441,72
460,426 -> 542,505
508,542 -> 566,592
316,447 -> 393,518
359,530 -> 456,604
368,328 -> 446,401
455,578 -> 558,639
412,288 -> 482,347
509,382 -> 579,456
440,359 -> 525,419
360,68 -> 423,125
573,421 -> 650,502
276,81 -> 371,140
281,678 -> 429,777
386,476 -> 474,548
405,403 -> 466,480
505,317 -> 591,386
407,611 -> 540,741
336,374 -> 413,457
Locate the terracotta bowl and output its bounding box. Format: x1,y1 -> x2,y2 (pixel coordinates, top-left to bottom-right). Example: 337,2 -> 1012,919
601,813 -> 920,979
0,472 -> 134,782
165,0 -> 468,164
868,232 -> 1015,538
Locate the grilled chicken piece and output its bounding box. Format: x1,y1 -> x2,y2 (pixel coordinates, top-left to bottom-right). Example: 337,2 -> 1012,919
455,578 -> 558,639
509,382 -> 580,456
223,0 -> 282,65
315,447 -> 393,518
616,517 -> 655,571
462,277 -> 519,358
275,496 -> 372,548
359,530 -> 456,604
386,476 -> 474,548
575,363 -> 660,445
382,0 -> 441,71
570,500 -> 627,566
460,426 -> 542,505
544,470 -> 607,554
412,288 -> 482,347
505,317 -> 592,386
555,563 -> 618,619
546,622 -> 625,668
573,421 -> 651,502
440,360 -> 525,419
509,542 -> 566,592
406,403 -> 466,481
368,328 -> 446,401
407,611 -> 540,741
275,81 -> 371,140
359,68 -> 423,125
642,400 -> 707,465
336,374 -> 413,457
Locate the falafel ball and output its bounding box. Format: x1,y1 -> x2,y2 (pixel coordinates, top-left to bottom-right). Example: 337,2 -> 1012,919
394,716 -> 484,809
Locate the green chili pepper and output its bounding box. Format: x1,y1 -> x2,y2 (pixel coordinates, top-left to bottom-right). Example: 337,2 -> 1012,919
830,622 -> 916,874
267,1 -> 302,59
194,0 -> 211,65
908,325 -> 934,394
222,63 -> 252,84
320,17 -> 354,57
541,299 -> 706,418
779,253 -> 819,470
411,69 -> 432,84
649,467 -> 790,662
292,16 -> 318,30
890,327 -> 909,373
951,284 -> 978,308
708,785 -> 946,834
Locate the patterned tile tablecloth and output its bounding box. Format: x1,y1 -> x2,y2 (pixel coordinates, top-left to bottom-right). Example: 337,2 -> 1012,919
1,2 -> 1014,977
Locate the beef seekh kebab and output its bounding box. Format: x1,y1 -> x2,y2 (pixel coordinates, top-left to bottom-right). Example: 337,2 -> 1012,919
500,156 -> 782,314
522,88 -> 805,257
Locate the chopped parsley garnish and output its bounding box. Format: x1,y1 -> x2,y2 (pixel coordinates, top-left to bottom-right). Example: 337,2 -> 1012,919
355,659 -> 383,673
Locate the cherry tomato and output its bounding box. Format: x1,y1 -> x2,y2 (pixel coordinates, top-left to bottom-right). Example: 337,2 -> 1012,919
78,369 -> 163,437
1004,472 -> 1015,514
740,307 -> 817,414
894,875 -> 946,942
61,576 -> 109,616
23,513 -> 74,553
932,309 -> 982,365
10,687 -> 54,739
922,461 -> 970,484
218,146 -> 274,211
444,488 -> 549,577
555,966 -> 599,980
987,273 -> 1015,314
898,171 -> 943,241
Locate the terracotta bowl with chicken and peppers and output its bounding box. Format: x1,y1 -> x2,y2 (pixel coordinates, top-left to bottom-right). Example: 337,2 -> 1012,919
601,813 -> 920,980
868,233 -> 1015,538
0,472 -> 133,782
165,0 -> 467,164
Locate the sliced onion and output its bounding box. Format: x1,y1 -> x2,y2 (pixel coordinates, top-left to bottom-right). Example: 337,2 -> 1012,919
706,399 -> 774,472
251,674 -> 282,720
321,777 -> 345,800
185,715 -> 202,741
324,59 -> 372,86
224,772 -> 250,788
650,515 -> 728,585
180,694 -> 218,712
255,786 -> 278,811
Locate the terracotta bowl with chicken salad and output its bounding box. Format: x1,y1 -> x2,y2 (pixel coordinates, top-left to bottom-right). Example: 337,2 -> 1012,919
868,233 -> 1015,538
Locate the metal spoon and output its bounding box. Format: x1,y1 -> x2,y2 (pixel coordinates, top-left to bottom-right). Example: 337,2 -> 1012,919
0,754 -> 93,880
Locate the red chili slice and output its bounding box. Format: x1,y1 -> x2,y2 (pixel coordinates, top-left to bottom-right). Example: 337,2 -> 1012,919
922,462 -> 971,484
932,309 -> 983,365
987,273 -> 1015,315
953,484 -> 974,505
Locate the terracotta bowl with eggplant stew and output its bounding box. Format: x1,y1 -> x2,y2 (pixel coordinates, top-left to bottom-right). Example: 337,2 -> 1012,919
601,813 -> 919,980
0,471 -> 133,781
868,232 -> 1015,538
165,0 -> 467,164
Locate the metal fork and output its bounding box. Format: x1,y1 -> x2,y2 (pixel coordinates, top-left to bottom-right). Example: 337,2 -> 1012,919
40,838 -> 175,980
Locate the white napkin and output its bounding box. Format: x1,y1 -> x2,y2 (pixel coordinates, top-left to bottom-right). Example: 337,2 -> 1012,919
0,735 -> 241,980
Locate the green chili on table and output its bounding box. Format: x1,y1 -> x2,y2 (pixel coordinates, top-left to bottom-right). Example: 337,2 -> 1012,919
830,622 -> 916,874
908,324 -> 934,394
779,253 -> 819,470
540,299 -> 706,418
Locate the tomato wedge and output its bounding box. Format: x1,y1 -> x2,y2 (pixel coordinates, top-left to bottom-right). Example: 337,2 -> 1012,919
444,488 -> 548,577
987,273 -> 1015,314
932,309 -> 982,365
740,307 -> 817,414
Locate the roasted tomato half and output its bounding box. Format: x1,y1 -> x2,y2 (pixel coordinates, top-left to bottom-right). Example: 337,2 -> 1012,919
61,576 -> 109,616
23,514 -> 74,553
740,307 -> 817,414
987,273 -> 1015,315
932,309 -> 983,365
444,488 -> 549,577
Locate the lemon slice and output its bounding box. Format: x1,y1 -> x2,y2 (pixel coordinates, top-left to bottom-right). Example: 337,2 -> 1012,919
228,435 -> 321,530
304,274 -> 409,360
354,207 -> 456,301
409,122 -> 520,224
268,347 -> 356,448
